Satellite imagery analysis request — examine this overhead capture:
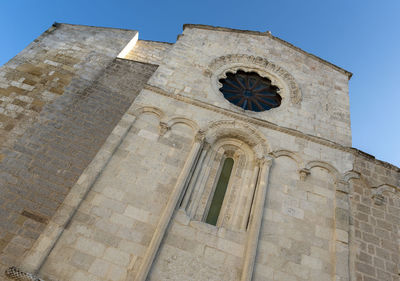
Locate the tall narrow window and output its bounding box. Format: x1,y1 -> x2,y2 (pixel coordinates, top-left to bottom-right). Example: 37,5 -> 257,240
205,157 -> 234,225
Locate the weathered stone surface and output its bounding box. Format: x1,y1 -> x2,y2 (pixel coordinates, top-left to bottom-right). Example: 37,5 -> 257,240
0,24 -> 157,274
124,40 -> 172,65
351,152 -> 400,281
1,23 -> 399,281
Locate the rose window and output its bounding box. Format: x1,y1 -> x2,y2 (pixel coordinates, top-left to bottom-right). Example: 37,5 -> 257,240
219,70 -> 281,112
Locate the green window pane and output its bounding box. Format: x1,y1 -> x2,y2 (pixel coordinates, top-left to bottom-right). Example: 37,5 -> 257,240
205,158 -> 234,226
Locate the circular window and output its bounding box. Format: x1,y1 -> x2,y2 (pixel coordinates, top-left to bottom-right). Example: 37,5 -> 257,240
219,70 -> 282,112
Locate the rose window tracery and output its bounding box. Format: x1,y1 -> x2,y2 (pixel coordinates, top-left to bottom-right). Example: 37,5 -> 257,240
219,70 -> 282,112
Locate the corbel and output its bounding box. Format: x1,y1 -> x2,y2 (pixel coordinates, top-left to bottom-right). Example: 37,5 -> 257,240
298,168 -> 310,181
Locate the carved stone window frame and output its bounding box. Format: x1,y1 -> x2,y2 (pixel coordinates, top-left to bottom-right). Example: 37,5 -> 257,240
202,139 -> 255,229
180,119 -> 270,233
181,137 -> 257,232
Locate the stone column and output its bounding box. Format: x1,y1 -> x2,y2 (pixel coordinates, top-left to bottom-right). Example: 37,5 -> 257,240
335,180 -> 351,281
134,131 -> 205,281
241,156 -> 273,281
180,142 -> 210,210
337,171 -> 359,281
187,146 -> 216,219
240,163 -> 260,230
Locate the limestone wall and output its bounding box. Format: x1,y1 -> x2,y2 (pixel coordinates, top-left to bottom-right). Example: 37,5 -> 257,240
28,24 -> 355,281
1,23 -> 398,281
0,24 -> 157,275
28,90 -> 353,280
0,23 -> 136,151
255,158 -> 337,280
35,109 -> 195,281
147,25 -> 352,146
130,89 -> 353,281
351,153 -> 400,281
123,40 -> 173,65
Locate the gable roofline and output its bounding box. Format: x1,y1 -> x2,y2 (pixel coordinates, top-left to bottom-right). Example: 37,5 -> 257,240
183,24 -> 353,80
53,22 -> 137,32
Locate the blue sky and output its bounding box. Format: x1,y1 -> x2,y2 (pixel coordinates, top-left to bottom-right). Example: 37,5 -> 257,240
1,0 -> 399,167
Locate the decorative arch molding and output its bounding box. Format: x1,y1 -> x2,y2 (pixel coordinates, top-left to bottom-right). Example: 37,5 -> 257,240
371,183 -> 399,206
342,170 -> 361,183
205,54 -> 302,105
372,183 -> 399,193
131,105 -> 165,120
372,183 -> 399,195
131,106 -> 199,137
189,137 -> 256,228
167,116 -> 200,132
270,149 -> 303,170
334,170 -> 361,194
304,160 -> 340,182
203,120 -> 269,158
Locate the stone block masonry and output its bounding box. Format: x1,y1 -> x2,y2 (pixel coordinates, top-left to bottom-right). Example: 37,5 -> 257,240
351,152 -> 400,281
1,23 -> 399,281
124,40 -> 173,65
0,23 -> 157,276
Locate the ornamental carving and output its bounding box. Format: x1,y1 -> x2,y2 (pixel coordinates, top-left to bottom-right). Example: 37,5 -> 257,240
204,119 -> 269,157
205,54 -> 302,105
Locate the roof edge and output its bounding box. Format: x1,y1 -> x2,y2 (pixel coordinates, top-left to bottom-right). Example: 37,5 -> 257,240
183,24 -> 353,80
351,148 -> 400,172
52,22 -> 137,33
137,39 -> 174,45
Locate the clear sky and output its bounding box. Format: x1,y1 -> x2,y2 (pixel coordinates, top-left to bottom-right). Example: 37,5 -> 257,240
1,0 -> 399,167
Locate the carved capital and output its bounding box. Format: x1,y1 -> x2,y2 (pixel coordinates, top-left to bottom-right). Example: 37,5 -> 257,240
194,130 -> 205,143
202,141 -> 211,151
299,168 -> 310,181
158,122 -> 169,136
257,155 -> 273,167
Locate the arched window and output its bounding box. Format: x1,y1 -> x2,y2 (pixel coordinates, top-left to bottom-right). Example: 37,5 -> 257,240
205,157 -> 234,225
181,138 -> 259,231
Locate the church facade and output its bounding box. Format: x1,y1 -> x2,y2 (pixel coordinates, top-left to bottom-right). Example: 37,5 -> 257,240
0,23 -> 399,281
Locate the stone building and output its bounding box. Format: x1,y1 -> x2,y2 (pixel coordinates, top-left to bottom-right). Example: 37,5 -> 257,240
0,23 -> 399,281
